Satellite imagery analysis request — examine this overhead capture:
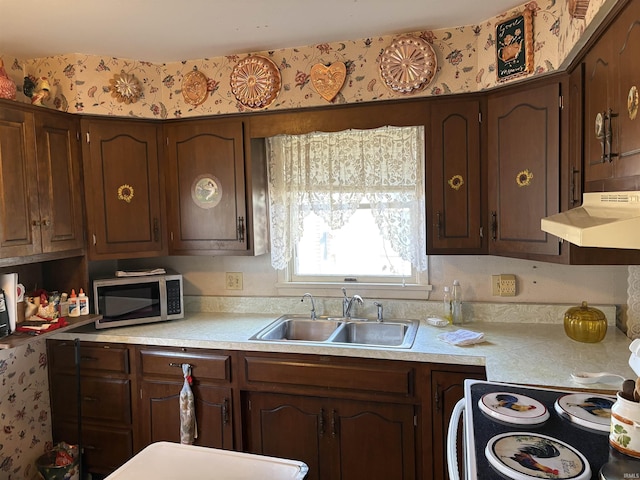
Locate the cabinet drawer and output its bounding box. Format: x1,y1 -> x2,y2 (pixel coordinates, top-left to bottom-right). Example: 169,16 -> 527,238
49,341 -> 129,374
139,348 -> 231,382
243,354 -> 414,396
53,422 -> 133,475
50,374 -> 131,424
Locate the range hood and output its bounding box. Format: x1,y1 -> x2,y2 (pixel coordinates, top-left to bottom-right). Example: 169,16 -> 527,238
540,191 -> 640,249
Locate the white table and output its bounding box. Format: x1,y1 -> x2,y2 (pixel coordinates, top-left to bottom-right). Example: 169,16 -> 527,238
105,442 -> 308,479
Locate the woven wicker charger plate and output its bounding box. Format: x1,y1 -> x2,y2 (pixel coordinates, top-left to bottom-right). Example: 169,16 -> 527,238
230,56 -> 281,109
379,35 -> 437,94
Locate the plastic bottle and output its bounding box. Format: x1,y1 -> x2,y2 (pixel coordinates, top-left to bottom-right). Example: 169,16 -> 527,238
443,286 -> 453,324
78,288 -> 89,315
68,289 -> 80,317
452,280 -> 463,324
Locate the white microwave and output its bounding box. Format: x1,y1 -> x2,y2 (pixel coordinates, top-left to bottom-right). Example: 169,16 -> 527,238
93,272 -> 184,329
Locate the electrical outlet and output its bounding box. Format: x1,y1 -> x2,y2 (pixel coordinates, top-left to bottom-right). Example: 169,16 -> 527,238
491,274 -> 517,296
225,272 -> 243,290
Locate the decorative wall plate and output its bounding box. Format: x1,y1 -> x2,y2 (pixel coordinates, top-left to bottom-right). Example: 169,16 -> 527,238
230,56 -> 281,109
569,0 -> 590,19
109,71 -> 142,104
182,69 -> 209,106
191,174 -> 222,209
379,35 -> 437,94
310,62 -> 347,102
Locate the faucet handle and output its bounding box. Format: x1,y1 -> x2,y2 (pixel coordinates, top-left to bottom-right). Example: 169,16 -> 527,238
374,302 -> 383,322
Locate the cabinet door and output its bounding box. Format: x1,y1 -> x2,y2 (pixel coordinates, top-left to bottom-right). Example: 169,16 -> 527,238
0,107 -> 40,258
165,119 -> 247,253
488,82 -> 561,256
35,111 -> 84,253
245,392 -> 325,480
82,118 -> 166,259
429,98 -> 484,253
139,380 -> 233,449
583,32 -> 615,187
613,0 -> 640,180
245,392 -> 416,480
332,399 -> 416,480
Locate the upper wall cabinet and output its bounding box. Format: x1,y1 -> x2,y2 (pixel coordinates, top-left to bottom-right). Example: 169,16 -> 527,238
487,80 -> 562,258
584,0 -> 640,191
81,118 -> 167,260
164,118 -> 268,256
0,103 -> 84,262
427,97 -> 485,254
35,110 -> 85,255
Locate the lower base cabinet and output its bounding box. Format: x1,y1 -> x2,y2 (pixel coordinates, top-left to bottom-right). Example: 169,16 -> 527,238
47,340 -> 485,479
139,381 -> 233,449
244,392 -> 416,480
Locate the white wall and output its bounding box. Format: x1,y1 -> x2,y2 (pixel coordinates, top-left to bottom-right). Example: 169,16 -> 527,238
119,254 -> 628,305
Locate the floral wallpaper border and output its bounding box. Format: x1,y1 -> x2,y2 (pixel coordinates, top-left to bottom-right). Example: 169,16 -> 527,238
0,0 -> 608,120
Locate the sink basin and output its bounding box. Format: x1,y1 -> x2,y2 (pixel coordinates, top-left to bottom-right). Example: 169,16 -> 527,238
250,316 -> 344,342
250,315 -> 419,348
331,320 -> 418,348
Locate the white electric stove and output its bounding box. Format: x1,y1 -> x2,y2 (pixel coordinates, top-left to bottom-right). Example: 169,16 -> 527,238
449,379 -> 640,480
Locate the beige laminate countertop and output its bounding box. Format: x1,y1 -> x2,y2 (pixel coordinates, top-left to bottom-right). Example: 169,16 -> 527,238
50,312 -> 637,391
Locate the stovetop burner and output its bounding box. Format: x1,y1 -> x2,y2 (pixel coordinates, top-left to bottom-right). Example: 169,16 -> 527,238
479,391 -> 550,425
554,393 -> 615,433
466,381 -> 610,480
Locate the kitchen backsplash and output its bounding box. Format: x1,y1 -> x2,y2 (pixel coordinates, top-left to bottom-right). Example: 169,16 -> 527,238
186,295 -> 618,327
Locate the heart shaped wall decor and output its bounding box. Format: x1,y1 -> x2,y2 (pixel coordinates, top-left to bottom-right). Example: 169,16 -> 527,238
310,62 -> 347,102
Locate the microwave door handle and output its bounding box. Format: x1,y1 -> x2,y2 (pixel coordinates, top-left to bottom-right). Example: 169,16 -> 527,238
159,279 -> 168,319
447,398 -> 466,480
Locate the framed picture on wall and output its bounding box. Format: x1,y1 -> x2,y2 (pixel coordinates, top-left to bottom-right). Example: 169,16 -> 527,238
496,9 -> 534,82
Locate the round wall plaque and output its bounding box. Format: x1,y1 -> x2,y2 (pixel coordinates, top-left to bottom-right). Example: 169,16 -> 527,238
379,35 -> 437,94
230,55 -> 281,109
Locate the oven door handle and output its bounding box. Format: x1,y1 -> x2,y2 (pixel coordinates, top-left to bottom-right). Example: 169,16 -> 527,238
447,398 -> 466,480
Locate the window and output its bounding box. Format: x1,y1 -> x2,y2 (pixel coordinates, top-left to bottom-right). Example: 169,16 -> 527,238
266,125 -> 428,292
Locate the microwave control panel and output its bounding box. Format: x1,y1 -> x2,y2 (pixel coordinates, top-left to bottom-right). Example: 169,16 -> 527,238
167,279 -> 182,315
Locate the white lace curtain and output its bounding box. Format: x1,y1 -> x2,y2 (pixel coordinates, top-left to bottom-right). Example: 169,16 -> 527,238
266,125 -> 427,271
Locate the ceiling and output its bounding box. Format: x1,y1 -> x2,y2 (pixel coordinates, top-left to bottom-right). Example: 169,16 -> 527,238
0,0 -> 524,64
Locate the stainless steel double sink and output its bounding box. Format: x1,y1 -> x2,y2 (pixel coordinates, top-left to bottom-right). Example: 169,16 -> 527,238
249,315 -> 419,349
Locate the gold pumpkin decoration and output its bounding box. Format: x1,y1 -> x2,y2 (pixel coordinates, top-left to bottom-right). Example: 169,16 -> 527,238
563,301 -> 607,343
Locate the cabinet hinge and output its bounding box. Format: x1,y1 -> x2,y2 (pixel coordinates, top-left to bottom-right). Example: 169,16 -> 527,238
414,414 -> 418,427
92,234 -> 97,246
76,131 -> 80,141
86,132 -> 90,144
247,399 -> 251,411
559,95 -> 564,110
166,137 -> 169,146
479,226 -> 484,239
478,111 -> 482,123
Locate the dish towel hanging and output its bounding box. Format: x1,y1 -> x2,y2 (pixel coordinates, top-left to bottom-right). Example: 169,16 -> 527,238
180,363 -> 198,444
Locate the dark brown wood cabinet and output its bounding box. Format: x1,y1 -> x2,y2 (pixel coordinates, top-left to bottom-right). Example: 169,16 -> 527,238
35,110 -> 85,254
487,79 -> 562,258
245,392 -> 416,480
0,103 -> 84,261
47,340 -> 134,476
584,0 -> 640,191
428,97 -> 485,253
164,118 -> 268,255
81,117 -> 167,259
240,352 -> 418,480
430,367 -> 486,480
136,347 -> 234,451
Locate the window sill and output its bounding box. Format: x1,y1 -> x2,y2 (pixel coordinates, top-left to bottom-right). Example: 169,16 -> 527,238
275,281 -> 432,300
